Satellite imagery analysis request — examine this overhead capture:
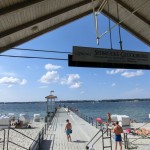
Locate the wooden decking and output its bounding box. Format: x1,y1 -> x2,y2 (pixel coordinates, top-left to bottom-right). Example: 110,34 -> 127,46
41,107 -> 112,150
41,108 -> 150,150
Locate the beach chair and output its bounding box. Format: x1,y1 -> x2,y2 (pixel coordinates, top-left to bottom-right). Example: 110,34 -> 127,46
19,113 -> 30,125
33,114 -> 40,122
0,115 -> 10,128
15,120 -> 23,128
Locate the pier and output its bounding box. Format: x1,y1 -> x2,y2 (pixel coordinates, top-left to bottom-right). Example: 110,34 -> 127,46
41,107 -> 121,150
41,107 -> 150,150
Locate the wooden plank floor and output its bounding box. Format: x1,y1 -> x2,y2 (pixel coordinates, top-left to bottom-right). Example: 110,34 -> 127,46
41,108 -> 150,150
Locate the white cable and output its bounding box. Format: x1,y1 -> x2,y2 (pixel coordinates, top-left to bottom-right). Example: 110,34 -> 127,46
98,0 -> 150,39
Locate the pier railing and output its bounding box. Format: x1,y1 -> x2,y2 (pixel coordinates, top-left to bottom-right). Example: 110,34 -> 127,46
70,107 -> 100,128
0,129 -> 6,150
86,128 -> 112,150
7,126 -> 45,150
46,107 -> 57,130
29,127 -> 44,150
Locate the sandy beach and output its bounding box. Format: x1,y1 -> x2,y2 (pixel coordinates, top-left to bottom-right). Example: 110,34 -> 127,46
0,122 -> 45,150
125,123 -> 150,150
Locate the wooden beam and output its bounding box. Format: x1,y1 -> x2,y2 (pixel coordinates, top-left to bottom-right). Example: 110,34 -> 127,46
0,0 -> 45,16
0,0 -> 96,39
113,0 -> 150,25
0,8 -> 96,53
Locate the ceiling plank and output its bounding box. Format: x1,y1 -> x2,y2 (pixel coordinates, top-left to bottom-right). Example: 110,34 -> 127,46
0,0 -> 45,16
102,10 -> 150,47
113,0 -> 150,25
0,8 -> 97,53
0,0 -> 96,39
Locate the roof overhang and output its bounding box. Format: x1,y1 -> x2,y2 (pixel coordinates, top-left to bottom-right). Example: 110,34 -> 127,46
0,0 -> 149,53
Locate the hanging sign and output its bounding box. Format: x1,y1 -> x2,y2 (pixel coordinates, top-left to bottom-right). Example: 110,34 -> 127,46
72,46 -> 150,65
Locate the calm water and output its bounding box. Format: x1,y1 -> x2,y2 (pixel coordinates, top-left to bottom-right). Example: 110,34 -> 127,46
0,101 -> 150,122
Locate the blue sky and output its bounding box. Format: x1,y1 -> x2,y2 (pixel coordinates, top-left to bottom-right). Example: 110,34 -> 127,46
0,14 -> 150,102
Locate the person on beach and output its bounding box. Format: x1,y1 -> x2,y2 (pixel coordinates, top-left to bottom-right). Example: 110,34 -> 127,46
107,112 -> 111,124
65,119 -> 72,142
67,107 -> 70,115
113,121 -> 123,150
134,128 -> 150,136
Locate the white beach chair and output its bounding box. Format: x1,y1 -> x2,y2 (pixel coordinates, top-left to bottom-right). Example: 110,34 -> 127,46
19,113 -> 30,125
0,115 -> 10,128
118,115 -> 130,126
33,114 -> 40,122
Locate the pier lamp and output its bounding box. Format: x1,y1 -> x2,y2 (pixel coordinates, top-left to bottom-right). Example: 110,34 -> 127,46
45,91 -> 57,123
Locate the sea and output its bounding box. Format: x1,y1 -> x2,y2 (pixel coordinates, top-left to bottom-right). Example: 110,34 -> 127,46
0,100 -> 150,123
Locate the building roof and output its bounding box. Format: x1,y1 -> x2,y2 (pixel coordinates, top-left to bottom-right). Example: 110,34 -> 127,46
0,0 -> 149,53
45,95 -> 57,99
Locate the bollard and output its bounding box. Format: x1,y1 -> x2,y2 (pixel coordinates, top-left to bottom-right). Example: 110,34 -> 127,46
91,118 -> 93,126
44,124 -> 46,133
96,121 -> 98,128
38,133 -> 40,149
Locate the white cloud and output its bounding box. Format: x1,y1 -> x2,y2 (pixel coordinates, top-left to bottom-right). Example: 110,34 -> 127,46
121,70 -> 144,78
0,77 -> 27,86
0,77 -> 19,84
106,69 -> 127,75
61,74 -> 82,88
106,69 -> 144,78
39,86 -> 48,88
1,72 -> 16,76
39,71 -> 59,84
20,79 -> 27,85
8,85 -> 13,88
70,82 -> 81,88
45,64 -> 62,70
112,83 -> 116,87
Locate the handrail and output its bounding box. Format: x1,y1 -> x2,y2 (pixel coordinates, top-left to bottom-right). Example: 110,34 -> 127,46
10,128 -> 37,142
8,141 -> 28,150
70,107 -> 94,125
29,110 -> 57,150
7,126 -> 45,150
86,127 -> 108,149
5,108 -> 57,150
29,127 -> 44,150
71,107 -> 101,129
86,129 -> 102,148
0,128 -> 5,150
92,129 -> 107,147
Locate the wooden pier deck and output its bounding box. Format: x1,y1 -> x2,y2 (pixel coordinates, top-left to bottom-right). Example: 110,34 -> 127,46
41,108 -> 150,150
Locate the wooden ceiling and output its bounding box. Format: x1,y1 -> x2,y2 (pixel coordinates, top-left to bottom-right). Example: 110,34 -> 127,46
0,0 -> 150,53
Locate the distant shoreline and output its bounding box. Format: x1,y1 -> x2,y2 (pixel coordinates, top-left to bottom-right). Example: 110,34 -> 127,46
0,98 -> 150,104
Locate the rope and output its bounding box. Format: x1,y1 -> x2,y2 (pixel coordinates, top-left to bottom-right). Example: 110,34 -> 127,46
107,0 -> 113,49
116,2 -> 123,50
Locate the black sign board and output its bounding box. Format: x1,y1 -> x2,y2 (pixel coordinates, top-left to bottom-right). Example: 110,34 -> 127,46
68,46 -> 150,70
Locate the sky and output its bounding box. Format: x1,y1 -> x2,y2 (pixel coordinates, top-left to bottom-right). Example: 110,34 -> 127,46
0,14 -> 150,102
